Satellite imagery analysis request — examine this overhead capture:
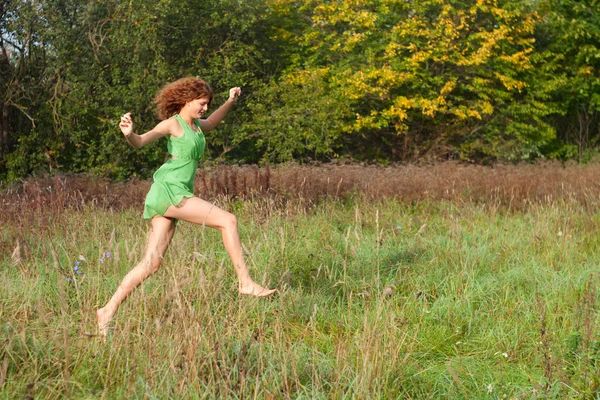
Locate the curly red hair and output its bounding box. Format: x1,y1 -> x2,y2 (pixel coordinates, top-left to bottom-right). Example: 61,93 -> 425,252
154,77 -> 214,120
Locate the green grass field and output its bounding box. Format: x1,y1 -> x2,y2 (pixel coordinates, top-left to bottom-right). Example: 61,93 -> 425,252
2,195 -> 600,398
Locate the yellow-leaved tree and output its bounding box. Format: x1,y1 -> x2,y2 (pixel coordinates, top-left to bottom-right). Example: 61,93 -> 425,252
258,0 -> 557,161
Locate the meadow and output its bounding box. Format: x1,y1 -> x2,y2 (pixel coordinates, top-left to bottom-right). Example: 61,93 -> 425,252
2,162 -> 600,399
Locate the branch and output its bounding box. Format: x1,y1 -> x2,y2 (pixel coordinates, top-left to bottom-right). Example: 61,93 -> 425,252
7,101 -> 36,128
219,133 -> 261,157
0,36 -> 24,54
0,39 -> 11,64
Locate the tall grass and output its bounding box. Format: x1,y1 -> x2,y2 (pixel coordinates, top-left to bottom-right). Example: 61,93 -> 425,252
2,163 -> 600,398
5,161 -> 600,221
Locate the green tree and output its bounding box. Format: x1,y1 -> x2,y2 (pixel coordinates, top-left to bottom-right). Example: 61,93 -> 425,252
1,0 -> 285,180
0,0 -> 57,179
538,0 -> 600,161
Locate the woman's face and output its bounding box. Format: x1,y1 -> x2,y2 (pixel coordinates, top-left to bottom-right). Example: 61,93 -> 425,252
186,97 -> 210,118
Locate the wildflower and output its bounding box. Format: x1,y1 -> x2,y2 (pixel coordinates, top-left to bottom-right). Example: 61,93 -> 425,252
67,277 -> 72,282
100,251 -> 111,264
75,261 -> 81,266
79,255 -> 87,261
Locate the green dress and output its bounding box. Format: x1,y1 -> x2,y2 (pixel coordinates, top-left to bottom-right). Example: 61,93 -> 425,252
143,114 -> 206,219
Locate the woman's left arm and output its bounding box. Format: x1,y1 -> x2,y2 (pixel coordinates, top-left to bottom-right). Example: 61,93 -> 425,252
198,87 -> 241,132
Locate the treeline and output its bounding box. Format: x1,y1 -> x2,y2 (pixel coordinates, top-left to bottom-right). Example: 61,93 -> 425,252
0,0 -> 599,181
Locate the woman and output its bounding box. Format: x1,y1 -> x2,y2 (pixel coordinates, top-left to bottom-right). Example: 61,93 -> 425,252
97,77 -> 276,339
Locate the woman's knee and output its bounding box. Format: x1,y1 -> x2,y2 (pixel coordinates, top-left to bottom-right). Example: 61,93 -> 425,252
147,260 -> 162,275
143,252 -> 163,275
221,212 -> 238,231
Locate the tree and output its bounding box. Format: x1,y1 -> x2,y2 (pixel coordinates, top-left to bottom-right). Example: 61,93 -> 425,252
1,0 -> 282,180
0,0 -> 53,176
266,0 -> 558,161
538,0 -> 600,161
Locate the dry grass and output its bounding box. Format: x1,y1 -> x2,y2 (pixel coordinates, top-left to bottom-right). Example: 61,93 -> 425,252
3,161 -> 600,222
7,161 -> 600,258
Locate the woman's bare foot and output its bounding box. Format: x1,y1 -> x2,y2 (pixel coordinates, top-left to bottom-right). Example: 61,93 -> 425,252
96,307 -> 113,341
239,281 -> 277,297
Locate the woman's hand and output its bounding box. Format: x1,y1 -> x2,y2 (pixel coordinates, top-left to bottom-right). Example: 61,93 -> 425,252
228,87 -> 242,102
120,112 -> 134,137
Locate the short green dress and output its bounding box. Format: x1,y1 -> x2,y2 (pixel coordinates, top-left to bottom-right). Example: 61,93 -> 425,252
143,114 -> 206,219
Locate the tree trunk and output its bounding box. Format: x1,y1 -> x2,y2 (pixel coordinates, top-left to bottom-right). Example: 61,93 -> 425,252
2,102 -> 8,155
0,103 -> 3,156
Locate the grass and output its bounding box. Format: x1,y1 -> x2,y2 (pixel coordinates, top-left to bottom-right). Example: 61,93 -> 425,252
2,163 -> 600,398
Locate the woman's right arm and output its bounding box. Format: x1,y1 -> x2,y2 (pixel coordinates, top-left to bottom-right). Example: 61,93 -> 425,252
120,112 -> 174,149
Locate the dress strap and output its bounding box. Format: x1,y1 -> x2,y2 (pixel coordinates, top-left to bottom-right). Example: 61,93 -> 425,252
172,114 -> 201,133
193,119 -> 203,133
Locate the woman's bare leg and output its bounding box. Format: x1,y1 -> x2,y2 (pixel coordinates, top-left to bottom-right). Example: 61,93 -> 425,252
163,197 -> 276,297
97,216 -> 176,338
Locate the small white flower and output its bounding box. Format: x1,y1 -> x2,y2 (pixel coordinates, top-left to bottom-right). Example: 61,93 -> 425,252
557,231 -> 563,237
503,352 -> 508,358
79,254 -> 87,261
487,384 -> 493,394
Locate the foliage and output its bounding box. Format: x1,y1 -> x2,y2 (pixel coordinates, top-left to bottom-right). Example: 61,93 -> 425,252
240,70 -> 352,162
0,0 -> 599,180
268,0 -> 563,161
537,0 -> 600,160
